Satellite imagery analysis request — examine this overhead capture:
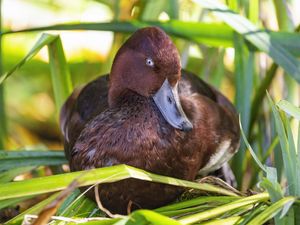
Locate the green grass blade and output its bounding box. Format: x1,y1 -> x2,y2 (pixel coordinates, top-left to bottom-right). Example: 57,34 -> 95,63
0,33 -> 57,84
248,0 -> 259,24
298,122 -> 300,165
277,100 -> 300,120
209,49 -> 225,88
0,85 -> 5,149
57,190 -> 100,218
73,220 -> 119,225
0,0 -> 6,149
139,1 -> 167,20
0,165 -> 238,201
249,63 -> 278,134
239,118 -> 267,173
0,33 -> 72,110
155,196 -> 239,213
125,166 -> 237,196
267,94 -> 297,196
3,21 -> 234,48
116,210 -> 182,225
273,0 -> 294,31
270,32 -> 300,57
227,0 -> 238,11
193,0 -> 300,82
247,197 -> 296,225
281,111 -> 300,196
156,205 -> 213,217
3,21 -> 300,56
260,177 -> 283,203
231,33 -> 254,186
234,34 -> 253,134
201,216 -> 241,225
0,150 -> 66,171
168,0 -> 179,19
178,193 -> 269,224
239,203 -> 267,225
47,35 -> 73,110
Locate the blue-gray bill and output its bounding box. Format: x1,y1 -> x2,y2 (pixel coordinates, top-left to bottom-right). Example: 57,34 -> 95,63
153,79 -> 193,132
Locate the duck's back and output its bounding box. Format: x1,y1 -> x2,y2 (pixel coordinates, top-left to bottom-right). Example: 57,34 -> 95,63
60,76 -> 109,159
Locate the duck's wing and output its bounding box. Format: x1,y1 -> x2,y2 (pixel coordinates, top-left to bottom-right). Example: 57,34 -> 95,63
60,75 -> 109,159
179,69 -> 236,113
179,69 -> 240,175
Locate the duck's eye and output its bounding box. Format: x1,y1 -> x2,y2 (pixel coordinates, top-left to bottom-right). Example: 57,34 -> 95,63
146,58 -> 154,67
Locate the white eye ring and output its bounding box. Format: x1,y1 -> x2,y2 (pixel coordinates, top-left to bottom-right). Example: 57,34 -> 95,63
146,58 -> 154,67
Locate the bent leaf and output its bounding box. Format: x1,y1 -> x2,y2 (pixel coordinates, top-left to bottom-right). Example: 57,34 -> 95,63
0,33 -> 72,110
0,165 -> 237,202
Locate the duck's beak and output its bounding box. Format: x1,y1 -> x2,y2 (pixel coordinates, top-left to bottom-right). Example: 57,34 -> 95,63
153,79 -> 193,132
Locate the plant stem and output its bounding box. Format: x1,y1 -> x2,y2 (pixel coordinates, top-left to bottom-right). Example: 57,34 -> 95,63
0,0 -> 7,149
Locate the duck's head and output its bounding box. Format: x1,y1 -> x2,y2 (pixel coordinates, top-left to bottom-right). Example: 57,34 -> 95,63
109,27 -> 192,131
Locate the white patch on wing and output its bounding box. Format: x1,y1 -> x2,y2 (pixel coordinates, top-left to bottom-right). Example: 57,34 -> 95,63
198,140 -> 233,176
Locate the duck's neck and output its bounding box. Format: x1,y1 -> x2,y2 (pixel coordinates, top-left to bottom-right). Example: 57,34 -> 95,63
108,85 -> 126,108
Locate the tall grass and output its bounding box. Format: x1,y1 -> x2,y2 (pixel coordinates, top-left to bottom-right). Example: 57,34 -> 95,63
0,0 -> 299,224
0,0 -> 6,149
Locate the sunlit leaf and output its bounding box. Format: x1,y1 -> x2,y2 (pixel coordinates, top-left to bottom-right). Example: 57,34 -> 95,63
3,21 -> 300,57
0,33 -> 73,110
277,100 -> 300,120
193,0 -> 300,82
0,165 -> 237,201
178,193 -> 269,224
47,35 -> 73,110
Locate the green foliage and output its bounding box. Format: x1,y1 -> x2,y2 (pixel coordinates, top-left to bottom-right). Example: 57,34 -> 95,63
193,0 -> 300,82
0,33 -> 72,111
240,95 -> 300,224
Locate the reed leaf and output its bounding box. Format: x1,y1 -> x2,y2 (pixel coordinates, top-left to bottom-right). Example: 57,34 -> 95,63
277,100 -> 300,120
2,21 -> 234,48
116,210 -> 182,225
193,0 -> 300,82
47,35 -> 73,110
247,197 -> 296,225
0,165 -> 237,201
267,93 -> 298,196
0,33 -> 72,110
201,216 -> 241,225
2,21 -> 300,57
178,192 -> 269,224
0,150 -> 66,172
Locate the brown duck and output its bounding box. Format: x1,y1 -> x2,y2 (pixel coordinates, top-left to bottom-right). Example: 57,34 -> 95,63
60,27 -> 240,214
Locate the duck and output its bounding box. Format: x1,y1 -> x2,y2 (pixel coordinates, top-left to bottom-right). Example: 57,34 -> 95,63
60,27 -> 240,214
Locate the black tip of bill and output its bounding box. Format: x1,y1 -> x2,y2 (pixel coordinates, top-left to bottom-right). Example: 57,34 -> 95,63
180,121 -> 193,132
